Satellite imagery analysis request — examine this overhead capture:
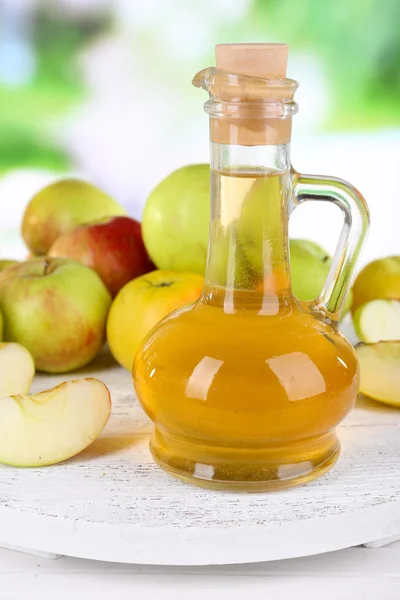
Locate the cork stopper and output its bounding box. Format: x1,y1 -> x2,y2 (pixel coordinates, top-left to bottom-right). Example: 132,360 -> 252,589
206,43 -> 295,146
215,43 -> 288,80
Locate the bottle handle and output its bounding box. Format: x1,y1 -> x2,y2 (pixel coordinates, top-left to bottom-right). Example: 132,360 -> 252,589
291,172 -> 370,322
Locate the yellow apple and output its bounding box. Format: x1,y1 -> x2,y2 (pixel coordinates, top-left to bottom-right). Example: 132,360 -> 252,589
0,378 -> 111,467
107,270 -> 204,370
0,343 -> 35,397
352,257 -> 400,313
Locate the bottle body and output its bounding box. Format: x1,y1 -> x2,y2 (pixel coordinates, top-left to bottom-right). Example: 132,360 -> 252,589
134,298 -> 357,490
133,148 -> 359,490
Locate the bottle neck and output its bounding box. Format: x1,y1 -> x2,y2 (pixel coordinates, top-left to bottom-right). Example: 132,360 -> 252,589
202,142 -> 292,313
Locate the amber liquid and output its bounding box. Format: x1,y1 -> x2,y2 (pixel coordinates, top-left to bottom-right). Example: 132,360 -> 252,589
133,170 -> 358,491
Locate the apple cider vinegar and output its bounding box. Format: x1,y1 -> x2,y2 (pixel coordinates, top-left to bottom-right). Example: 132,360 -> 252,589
133,43 -> 369,491
134,168 -> 359,490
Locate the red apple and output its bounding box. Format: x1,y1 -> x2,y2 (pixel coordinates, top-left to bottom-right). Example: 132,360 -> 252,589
48,216 -> 155,297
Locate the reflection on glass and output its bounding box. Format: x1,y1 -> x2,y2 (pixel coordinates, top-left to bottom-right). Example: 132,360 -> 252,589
185,356 -> 223,401
267,352 -> 326,401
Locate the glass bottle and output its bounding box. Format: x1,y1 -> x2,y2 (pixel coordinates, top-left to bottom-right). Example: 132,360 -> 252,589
133,44 -> 369,491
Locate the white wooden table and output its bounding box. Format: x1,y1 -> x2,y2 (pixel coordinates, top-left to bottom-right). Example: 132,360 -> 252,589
1,323 -> 400,597
1,542 -> 400,599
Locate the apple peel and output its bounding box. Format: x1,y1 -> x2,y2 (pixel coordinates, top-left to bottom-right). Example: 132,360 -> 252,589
0,378 -> 111,467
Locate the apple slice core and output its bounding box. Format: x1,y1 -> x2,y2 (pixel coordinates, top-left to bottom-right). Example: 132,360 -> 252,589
0,378 -> 111,467
356,341 -> 400,407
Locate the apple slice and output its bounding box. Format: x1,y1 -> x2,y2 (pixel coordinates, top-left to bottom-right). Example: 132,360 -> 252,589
0,378 -> 111,467
356,341 -> 400,407
0,343 -> 35,397
353,299 -> 400,343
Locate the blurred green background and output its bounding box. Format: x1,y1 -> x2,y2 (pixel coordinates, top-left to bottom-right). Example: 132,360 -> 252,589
0,0 -> 399,261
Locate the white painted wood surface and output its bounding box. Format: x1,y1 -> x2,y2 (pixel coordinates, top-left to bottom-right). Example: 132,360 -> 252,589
0,348 -> 399,566
1,543 -> 400,600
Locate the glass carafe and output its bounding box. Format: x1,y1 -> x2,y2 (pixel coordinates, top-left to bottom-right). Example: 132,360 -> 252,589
133,44 -> 369,491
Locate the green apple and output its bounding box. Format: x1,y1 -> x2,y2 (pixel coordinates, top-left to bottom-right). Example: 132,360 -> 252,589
356,341 -> 400,407
290,239 -> 330,300
206,221 -> 256,289
353,299 -> 400,343
0,343 -> 35,397
0,378 -> 111,467
236,173 -> 284,274
143,165 -> 351,313
291,239 -> 330,262
0,259 -> 18,339
0,258 -> 112,373
234,174 -> 351,311
352,257 -> 400,314
22,178 -> 127,255
142,164 -> 210,274
290,240 -> 352,315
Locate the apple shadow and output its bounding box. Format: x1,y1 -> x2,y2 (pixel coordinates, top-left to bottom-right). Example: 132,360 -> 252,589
75,346 -> 120,375
356,393 -> 397,414
68,432 -> 150,464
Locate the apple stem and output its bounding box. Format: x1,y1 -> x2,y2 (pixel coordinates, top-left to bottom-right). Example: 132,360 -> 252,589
43,258 -> 55,276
